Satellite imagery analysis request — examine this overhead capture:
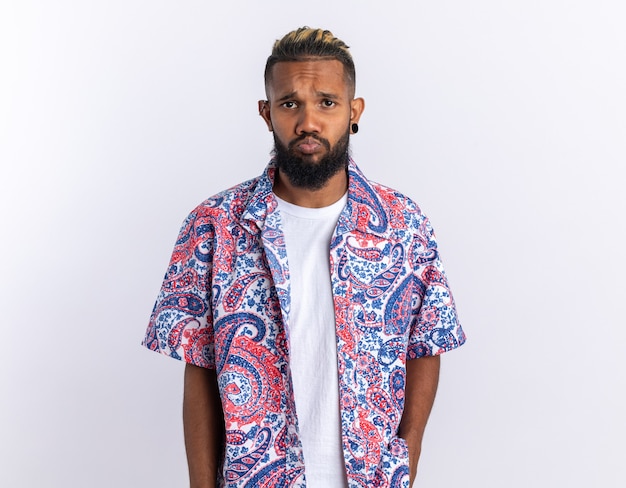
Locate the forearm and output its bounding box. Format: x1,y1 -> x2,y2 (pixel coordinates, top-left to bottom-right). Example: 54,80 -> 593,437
398,355 -> 440,486
183,363 -> 225,488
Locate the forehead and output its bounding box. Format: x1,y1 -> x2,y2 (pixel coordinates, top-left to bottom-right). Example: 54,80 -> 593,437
267,59 -> 349,99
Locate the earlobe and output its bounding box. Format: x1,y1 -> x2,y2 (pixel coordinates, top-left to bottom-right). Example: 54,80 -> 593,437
350,98 -> 365,135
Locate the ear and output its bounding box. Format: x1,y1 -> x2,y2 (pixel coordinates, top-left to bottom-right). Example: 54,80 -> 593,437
258,100 -> 273,132
350,97 -> 365,125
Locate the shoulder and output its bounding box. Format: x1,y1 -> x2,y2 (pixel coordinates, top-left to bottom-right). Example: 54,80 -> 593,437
186,175 -> 263,223
368,179 -> 422,214
366,179 -> 430,234
348,160 -> 429,235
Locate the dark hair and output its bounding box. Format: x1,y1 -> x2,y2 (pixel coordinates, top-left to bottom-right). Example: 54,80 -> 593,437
264,27 -> 356,94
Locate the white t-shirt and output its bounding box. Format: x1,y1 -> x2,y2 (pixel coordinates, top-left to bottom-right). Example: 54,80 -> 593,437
275,193 -> 349,488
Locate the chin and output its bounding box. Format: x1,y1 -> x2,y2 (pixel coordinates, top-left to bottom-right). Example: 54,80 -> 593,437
294,152 -> 326,163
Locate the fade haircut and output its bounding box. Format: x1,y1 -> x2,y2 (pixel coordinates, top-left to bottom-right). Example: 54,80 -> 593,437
264,27 -> 356,96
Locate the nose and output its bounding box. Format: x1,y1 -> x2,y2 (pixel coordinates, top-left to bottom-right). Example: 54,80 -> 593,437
295,105 -> 321,135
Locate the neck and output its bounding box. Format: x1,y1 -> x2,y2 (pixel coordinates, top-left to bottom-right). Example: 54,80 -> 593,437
273,168 -> 348,208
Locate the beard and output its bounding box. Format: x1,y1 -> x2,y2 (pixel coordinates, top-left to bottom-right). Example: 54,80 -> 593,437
273,129 -> 350,190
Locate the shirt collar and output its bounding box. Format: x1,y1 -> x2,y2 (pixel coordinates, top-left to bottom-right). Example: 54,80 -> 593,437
240,158 -> 394,238
239,163 -> 278,234
338,159 -> 393,238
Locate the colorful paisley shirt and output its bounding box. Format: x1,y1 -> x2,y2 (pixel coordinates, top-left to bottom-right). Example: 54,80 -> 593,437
143,159 -> 466,488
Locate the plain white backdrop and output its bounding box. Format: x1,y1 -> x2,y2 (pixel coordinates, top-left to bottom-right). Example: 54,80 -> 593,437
1,1 -> 625,486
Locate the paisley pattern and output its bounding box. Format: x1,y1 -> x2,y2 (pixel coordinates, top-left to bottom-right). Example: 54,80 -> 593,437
143,159 -> 466,487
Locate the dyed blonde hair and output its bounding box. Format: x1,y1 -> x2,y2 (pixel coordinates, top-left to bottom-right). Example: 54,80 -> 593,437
264,27 -> 356,95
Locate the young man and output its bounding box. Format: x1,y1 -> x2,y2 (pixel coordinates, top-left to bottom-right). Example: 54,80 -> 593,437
143,27 -> 466,488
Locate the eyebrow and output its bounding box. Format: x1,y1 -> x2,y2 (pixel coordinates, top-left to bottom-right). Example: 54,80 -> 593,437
318,91 -> 340,100
276,91 -> 341,102
276,91 -> 297,102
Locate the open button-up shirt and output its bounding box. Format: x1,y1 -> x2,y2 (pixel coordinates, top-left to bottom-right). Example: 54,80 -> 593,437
143,159 -> 466,487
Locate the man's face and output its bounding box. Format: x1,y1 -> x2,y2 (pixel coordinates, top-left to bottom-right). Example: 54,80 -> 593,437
259,59 -> 364,190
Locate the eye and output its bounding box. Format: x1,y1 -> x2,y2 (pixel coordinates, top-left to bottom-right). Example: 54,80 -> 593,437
322,99 -> 336,107
281,101 -> 298,109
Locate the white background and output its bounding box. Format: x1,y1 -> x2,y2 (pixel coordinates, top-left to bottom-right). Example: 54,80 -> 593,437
1,1 -> 625,486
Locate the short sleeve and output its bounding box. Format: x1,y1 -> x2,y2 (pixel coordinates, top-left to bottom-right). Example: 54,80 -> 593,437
141,210 -> 216,369
407,217 -> 466,359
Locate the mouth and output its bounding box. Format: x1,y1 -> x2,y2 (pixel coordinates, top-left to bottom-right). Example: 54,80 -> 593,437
292,136 -> 326,156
